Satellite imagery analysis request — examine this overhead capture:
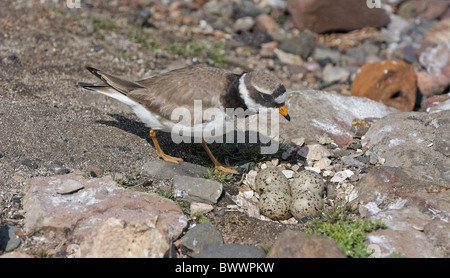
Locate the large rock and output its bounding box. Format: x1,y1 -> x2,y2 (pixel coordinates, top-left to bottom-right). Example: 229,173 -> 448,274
365,206 -> 446,258
79,216 -> 170,258
356,110 -> 450,257
22,172 -> 188,244
286,0 -> 390,33
361,110 -> 450,189
277,90 -> 397,147
351,59 -> 417,112
267,230 -> 346,258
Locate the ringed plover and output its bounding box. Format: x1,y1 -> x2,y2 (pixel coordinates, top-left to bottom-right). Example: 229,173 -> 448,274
79,65 -> 290,174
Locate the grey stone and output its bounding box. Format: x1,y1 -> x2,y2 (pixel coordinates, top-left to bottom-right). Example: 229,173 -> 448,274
195,243 -> 266,258
313,45 -> 342,64
47,161 -> 70,175
0,225 -> 21,252
180,222 -> 223,254
322,64 -> 350,84
279,30 -> 316,59
21,159 -> 38,169
173,175 -> 223,204
341,156 -> 366,167
142,160 -> 210,179
232,16 -> 255,32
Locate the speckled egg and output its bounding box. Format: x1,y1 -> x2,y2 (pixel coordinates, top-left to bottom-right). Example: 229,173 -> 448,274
258,191 -> 292,220
290,190 -> 324,220
290,170 -> 325,198
255,168 -> 290,196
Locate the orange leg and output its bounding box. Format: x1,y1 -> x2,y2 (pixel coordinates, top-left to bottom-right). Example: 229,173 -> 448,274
200,139 -> 238,174
150,130 -> 183,164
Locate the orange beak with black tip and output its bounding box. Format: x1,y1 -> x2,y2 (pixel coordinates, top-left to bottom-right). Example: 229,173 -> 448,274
279,105 -> 290,121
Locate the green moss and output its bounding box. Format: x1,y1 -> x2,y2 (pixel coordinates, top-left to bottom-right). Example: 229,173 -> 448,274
203,168 -> 235,184
306,217 -> 386,258
168,41 -> 227,65
91,16 -> 117,33
128,29 -> 160,51
304,203 -> 387,258
191,212 -> 211,223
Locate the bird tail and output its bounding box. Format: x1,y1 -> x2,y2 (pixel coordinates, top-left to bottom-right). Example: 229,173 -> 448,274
79,66 -> 144,95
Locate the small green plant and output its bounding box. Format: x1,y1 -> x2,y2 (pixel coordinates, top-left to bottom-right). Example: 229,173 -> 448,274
261,244 -> 271,254
203,168 -> 235,184
91,17 -> 117,33
157,188 -> 175,200
167,41 -> 227,65
128,29 -> 160,51
303,202 -> 388,258
305,217 -> 386,258
385,252 -> 406,258
191,212 -> 211,223
38,247 -> 49,258
304,202 -> 386,258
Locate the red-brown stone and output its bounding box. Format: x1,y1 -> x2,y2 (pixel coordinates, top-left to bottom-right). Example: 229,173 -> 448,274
287,0 -> 390,33
351,59 -> 417,112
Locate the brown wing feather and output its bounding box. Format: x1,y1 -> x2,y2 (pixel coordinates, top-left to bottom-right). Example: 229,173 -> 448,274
128,65 -> 231,121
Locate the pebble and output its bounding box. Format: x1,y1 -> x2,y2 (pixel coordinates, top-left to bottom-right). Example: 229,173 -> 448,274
322,64 -> 350,83
21,159 -> 38,169
87,165 -> 103,177
279,30 -> 316,59
330,170 -> 354,183
313,157 -> 331,170
179,222 -> 223,254
190,202 -> 214,214
55,179 -> 84,194
0,225 -> 21,252
304,166 -> 321,173
341,156 -> 366,167
142,160 -> 209,179
47,161 -> 70,175
173,175 -> 223,204
232,16 -> 255,32
281,170 -> 294,179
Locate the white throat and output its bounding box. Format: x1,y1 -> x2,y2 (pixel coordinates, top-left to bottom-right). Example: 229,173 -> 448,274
238,74 -> 266,113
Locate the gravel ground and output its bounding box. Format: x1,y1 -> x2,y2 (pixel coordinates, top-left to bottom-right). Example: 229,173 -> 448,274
0,0 -> 307,256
